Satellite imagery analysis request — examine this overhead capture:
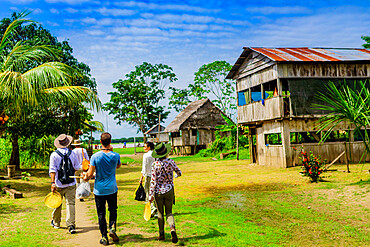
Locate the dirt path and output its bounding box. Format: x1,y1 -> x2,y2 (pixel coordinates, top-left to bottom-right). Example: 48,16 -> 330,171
59,198 -> 100,247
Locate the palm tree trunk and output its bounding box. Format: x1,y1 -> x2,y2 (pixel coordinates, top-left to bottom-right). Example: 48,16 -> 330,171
9,133 -> 20,170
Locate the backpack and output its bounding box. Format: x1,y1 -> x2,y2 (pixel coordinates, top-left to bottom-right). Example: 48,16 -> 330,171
55,149 -> 75,184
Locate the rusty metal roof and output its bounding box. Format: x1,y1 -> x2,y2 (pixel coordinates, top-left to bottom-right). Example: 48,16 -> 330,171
227,47 -> 370,79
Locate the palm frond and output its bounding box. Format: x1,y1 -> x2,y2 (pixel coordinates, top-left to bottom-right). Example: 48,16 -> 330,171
42,86 -> 102,111
0,10 -> 33,51
23,62 -> 74,89
84,120 -> 104,132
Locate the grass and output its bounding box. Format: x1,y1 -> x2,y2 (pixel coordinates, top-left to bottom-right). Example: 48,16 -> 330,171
0,157 -> 369,246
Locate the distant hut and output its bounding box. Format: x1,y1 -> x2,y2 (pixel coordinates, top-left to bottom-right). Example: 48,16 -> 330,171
165,98 -> 230,155
227,47 -> 370,168
145,124 -> 169,143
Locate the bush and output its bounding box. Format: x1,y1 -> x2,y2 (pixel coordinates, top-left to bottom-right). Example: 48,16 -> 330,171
300,150 -> 325,182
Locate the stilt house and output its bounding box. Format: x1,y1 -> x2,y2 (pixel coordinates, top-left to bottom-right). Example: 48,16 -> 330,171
227,47 -> 370,168
164,98 -> 229,155
145,124 -> 169,143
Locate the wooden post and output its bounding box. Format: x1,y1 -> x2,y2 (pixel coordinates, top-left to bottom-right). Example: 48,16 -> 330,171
134,137 -> 136,155
344,142 -> 350,173
236,124 -> 239,160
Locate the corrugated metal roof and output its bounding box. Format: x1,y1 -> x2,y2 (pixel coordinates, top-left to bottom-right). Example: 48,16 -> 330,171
144,124 -> 166,135
251,47 -> 370,62
226,47 -> 370,79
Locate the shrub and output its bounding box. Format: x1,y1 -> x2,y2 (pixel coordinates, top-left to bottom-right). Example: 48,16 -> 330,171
300,150 -> 325,182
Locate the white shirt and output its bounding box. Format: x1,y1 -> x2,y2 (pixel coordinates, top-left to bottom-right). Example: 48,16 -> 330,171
49,148 -> 81,188
141,150 -> 155,177
72,147 -> 89,167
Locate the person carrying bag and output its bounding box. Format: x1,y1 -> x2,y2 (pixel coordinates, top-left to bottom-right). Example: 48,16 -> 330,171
148,143 -> 182,243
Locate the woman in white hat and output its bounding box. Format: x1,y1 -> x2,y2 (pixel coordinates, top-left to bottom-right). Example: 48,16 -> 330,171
148,142 -> 182,243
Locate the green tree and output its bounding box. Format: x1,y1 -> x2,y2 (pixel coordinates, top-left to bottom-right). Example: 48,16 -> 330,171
0,12 -> 101,169
104,62 -> 177,141
362,36 -> 370,49
169,61 -> 236,118
315,80 -> 370,161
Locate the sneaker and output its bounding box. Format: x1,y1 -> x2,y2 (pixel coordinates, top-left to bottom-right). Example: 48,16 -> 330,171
68,225 -> 76,234
171,231 -> 178,243
99,236 -> 109,246
51,220 -> 60,229
109,229 -> 119,243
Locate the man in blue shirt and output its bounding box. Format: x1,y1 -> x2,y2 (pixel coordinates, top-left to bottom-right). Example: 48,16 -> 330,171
84,132 -> 121,246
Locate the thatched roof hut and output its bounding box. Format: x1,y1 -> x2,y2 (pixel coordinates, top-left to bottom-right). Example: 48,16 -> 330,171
165,98 -> 229,155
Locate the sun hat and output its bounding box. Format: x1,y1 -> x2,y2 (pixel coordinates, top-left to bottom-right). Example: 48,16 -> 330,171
54,134 -> 73,148
44,191 -> 62,209
151,142 -> 172,159
71,139 -> 83,146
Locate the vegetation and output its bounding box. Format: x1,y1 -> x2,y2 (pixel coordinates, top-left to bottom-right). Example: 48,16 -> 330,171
169,61 -> 236,118
0,11 -> 101,169
315,80 -> 370,162
104,62 -> 177,142
300,150 -> 325,182
1,157 -> 369,246
196,114 -> 248,158
361,35 -> 370,48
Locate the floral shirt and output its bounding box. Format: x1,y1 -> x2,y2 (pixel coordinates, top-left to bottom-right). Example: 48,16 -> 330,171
148,158 -> 182,201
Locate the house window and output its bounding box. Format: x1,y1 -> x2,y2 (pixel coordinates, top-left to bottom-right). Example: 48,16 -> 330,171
171,131 -> 181,138
290,132 -> 321,144
265,133 -> 282,145
192,129 -> 197,136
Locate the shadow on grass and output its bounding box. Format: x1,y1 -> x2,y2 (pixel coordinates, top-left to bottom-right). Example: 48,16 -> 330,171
181,227 -> 226,243
204,182 -> 295,194
0,203 -> 35,217
119,233 -> 157,243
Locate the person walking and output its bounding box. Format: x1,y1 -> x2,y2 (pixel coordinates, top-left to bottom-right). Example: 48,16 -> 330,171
149,142 -> 182,243
84,132 -> 121,246
139,141 -> 157,216
72,139 -> 90,201
49,134 -> 80,234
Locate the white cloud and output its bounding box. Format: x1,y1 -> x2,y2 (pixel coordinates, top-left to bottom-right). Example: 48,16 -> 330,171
140,13 -> 250,26
46,0 -> 94,4
46,20 -> 60,26
5,0 -> 35,4
83,7 -> 136,16
30,8 -> 43,14
246,6 -> 311,15
50,8 -> 59,14
65,8 -> 78,13
114,1 -> 221,14
86,29 -> 105,36
10,7 -> 19,11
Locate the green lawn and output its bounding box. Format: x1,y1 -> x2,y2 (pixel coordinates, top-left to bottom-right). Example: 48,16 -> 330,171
0,157 -> 369,246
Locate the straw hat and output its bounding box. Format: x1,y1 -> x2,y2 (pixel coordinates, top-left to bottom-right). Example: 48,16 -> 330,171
44,191 -> 62,209
71,139 -> 83,146
54,134 -> 73,148
151,142 -> 172,159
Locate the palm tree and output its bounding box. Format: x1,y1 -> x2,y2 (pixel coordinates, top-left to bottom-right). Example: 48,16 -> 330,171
0,12 -> 101,169
314,80 -> 370,162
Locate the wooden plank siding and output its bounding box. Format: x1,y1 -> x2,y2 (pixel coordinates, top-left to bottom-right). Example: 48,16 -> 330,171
277,63 -> 370,78
237,96 -> 283,124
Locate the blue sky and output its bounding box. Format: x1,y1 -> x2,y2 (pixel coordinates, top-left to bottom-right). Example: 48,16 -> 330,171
1,0 -> 369,139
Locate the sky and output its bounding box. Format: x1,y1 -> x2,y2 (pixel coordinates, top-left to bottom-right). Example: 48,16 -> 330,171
0,0 -> 369,139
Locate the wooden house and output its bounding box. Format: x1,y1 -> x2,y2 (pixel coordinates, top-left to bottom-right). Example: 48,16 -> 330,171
227,47 -> 370,168
145,124 -> 169,143
164,98 -> 229,155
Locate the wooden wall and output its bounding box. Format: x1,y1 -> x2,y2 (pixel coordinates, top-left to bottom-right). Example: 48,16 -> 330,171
252,118 -> 368,168
277,63 -> 370,78
238,96 -> 283,124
